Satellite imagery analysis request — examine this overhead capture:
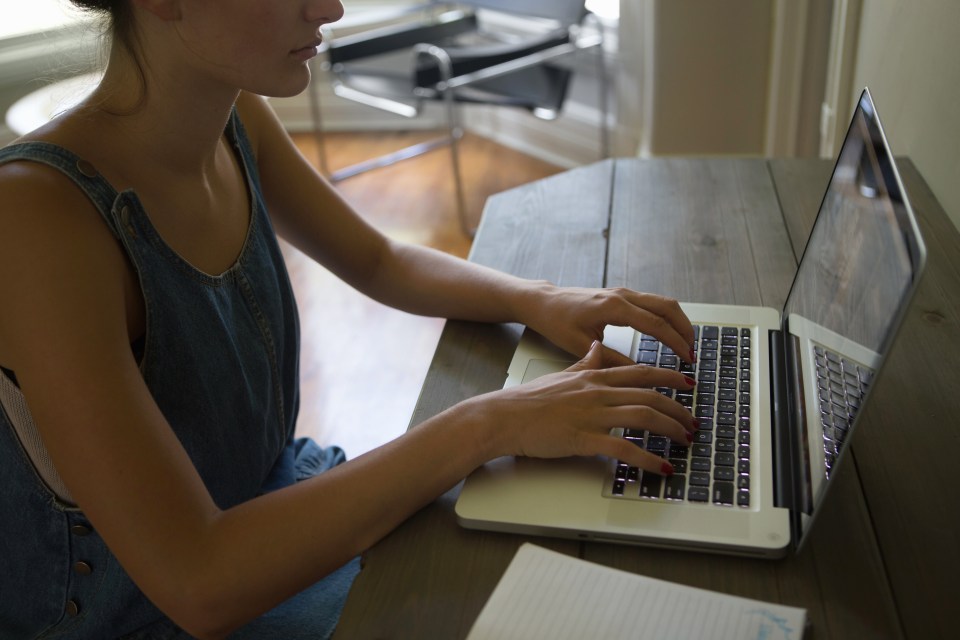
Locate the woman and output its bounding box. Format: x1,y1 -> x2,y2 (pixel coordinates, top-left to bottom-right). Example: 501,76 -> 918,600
0,1 -> 698,638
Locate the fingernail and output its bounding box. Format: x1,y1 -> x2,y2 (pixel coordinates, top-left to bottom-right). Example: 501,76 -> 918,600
685,431 -> 694,443
683,375 -> 696,386
692,418 -> 701,431
661,461 -> 675,476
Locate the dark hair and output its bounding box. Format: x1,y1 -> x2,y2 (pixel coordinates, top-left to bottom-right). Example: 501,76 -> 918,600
69,1 -> 146,110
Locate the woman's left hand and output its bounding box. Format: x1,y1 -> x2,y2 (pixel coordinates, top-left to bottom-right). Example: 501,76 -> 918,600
520,284 -> 697,365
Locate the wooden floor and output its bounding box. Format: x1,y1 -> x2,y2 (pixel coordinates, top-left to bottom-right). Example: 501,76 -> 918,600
284,131 -> 563,458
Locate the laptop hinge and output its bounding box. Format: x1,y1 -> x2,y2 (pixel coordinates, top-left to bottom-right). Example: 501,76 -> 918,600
769,329 -> 795,511
771,329 -> 815,546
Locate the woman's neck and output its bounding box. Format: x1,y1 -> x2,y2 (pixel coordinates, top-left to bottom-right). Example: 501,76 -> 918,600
83,45 -> 240,179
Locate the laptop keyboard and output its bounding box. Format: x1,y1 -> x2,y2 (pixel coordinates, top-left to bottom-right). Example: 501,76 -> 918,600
604,325 -> 753,507
814,345 -> 872,478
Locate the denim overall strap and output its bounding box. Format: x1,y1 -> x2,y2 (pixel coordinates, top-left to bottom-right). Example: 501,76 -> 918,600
0,141 -> 126,240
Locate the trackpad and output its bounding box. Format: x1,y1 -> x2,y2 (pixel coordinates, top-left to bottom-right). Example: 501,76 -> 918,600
521,359 -> 573,383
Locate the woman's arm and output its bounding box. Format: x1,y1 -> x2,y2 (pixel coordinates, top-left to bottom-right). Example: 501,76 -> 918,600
0,161 -> 695,639
238,94 -> 696,361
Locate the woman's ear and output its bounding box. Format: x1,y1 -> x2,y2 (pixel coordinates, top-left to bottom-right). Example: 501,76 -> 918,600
130,0 -> 181,21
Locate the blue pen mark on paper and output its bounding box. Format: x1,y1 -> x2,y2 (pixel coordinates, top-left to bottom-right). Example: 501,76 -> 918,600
747,609 -> 798,640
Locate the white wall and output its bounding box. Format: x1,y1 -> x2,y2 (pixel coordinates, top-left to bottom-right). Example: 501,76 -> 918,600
847,0 -> 960,230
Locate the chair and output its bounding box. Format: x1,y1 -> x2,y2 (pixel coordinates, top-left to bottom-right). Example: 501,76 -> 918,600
308,0 -> 608,236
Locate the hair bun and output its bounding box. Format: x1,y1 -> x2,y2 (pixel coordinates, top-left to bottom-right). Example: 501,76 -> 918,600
71,0 -> 113,11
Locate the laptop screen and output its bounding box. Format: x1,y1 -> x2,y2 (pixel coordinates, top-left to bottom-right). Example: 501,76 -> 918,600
782,89 -> 926,532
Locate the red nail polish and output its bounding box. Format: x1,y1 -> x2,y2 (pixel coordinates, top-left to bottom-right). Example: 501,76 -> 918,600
661,461 -> 675,476
692,418 -> 701,430
684,375 -> 696,386
685,431 -> 694,443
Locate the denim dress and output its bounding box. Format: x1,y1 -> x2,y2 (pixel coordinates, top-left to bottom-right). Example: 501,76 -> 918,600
0,110 -> 360,639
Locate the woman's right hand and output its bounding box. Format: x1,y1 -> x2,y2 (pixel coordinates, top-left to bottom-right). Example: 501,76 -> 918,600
460,340 -> 698,476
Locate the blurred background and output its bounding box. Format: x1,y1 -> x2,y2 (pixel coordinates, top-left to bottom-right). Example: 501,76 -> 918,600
2,0 -> 957,456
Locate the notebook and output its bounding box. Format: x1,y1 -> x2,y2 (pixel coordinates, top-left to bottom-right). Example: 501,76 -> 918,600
455,88 -> 926,558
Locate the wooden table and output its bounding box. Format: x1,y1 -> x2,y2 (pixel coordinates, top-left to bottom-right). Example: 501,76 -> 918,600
335,158 -> 960,639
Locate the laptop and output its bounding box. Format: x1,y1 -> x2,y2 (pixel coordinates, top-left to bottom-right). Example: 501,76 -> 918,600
454,88 -> 926,558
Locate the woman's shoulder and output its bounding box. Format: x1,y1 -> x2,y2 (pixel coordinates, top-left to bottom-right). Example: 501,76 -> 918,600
0,118 -> 121,276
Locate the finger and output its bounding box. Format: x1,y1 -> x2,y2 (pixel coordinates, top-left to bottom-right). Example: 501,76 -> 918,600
599,389 -> 700,436
603,403 -> 696,444
629,307 -> 697,365
627,292 -> 696,348
565,339 -> 605,373
579,432 -> 676,476
599,343 -> 636,368
609,292 -> 695,363
593,365 -> 696,393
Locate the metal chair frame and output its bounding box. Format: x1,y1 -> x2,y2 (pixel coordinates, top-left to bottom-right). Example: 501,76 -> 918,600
308,2 -> 609,236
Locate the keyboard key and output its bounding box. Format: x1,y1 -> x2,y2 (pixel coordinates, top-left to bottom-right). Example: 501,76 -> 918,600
714,467 -> 735,482
667,445 -> 689,459
695,393 -> 715,407
713,482 -> 734,505
669,458 -> 688,474
715,452 -> 735,467
716,438 -> 735,453
688,487 -> 710,502
703,326 -> 719,340
639,472 -> 662,498
692,444 -> 712,458
716,425 -> 736,439
637,351 -> 657,365
691,457 -> 711,472
690,471 -> 710,487
613,480 -> 625,495
646,435 -> 668,454
664,475 -> 686,501
695,405 -> 714,418
736,474 -> 750,490
659,355 -> 679,368
737,489 -> 751,507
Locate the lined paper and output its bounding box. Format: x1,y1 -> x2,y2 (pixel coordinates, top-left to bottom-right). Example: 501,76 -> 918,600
467,544 -> 807,640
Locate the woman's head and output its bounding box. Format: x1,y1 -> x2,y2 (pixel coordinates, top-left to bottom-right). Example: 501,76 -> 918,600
69,1 -> 345,101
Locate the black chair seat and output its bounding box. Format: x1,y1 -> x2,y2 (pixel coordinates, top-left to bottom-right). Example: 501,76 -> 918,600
338,64 -> 571,114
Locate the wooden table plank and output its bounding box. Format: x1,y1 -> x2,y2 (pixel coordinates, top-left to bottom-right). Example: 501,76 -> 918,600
335,157 -> 954,639
767,158 -> 834,260
836,159 -> 960,640
335,160 -> 616,639
606,158 -> 797,310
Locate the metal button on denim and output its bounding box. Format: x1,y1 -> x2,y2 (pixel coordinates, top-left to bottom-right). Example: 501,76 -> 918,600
70,524 -> 91,536
76,159 -> 97,178
74,561 -> 92,575
66,600 -> 80,617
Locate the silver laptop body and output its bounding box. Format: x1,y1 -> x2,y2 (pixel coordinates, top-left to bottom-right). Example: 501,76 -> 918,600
455,89 -> 927,558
